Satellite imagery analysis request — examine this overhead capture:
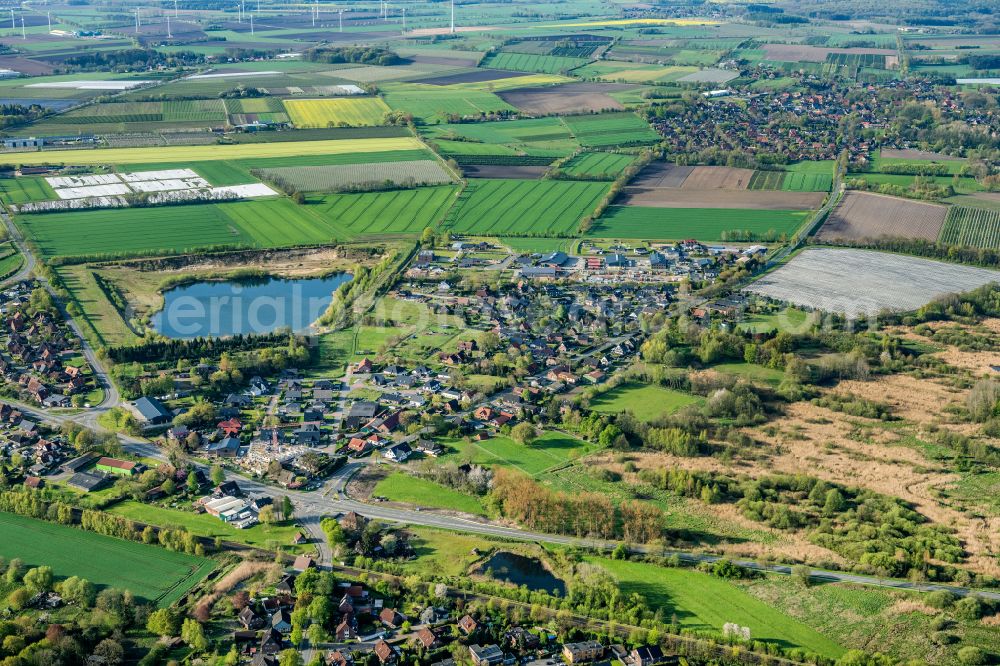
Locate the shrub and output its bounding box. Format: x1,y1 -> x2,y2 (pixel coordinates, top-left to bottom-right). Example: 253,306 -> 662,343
957,646 -> 987,665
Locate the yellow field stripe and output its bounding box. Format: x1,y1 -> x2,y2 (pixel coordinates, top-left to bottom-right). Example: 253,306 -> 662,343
536,18 -> 719,27
5,137 -> 424,166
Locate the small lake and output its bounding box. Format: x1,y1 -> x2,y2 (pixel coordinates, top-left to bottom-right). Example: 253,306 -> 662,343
152,273 -> 352,339
479,552 -> 566,594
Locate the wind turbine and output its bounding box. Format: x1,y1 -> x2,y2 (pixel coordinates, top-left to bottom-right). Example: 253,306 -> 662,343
46,10 -> 50,32
338,8 -> 343,32
10,9 -> 15,31
174,0 -> 178,17
450,0 -> 455,34
135,8 -> 140,33
401,7 -> 405,33
20,17 -> 24,39
166,13 -> 172,37
249,12 -> 253,35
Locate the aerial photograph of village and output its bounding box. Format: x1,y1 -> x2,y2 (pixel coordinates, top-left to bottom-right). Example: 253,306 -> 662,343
0,0 -> 998,663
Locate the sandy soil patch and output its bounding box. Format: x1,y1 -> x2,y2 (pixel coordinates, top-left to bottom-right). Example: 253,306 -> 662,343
880,148 -> 964,162
681,166 -> 755,190
499,87 -> 624,114
818,191 -> 947,242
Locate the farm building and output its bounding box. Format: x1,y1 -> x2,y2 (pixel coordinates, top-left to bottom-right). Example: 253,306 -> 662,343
95,457 -> 138,477
132,396 -> 172,425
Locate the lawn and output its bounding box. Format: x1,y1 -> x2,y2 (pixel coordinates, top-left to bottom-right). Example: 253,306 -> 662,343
374,472 -> 486,515
588,557 -> 845,658
107,501 -> 308,552
589,206 -> 810,240
444,431 -> 595,476
284,97 -> 391,128
0,511 -> 215,607
444,179 -> 609,236
7,137 -> 423,165
56,265 -> 139,347
589,382 -> 703,422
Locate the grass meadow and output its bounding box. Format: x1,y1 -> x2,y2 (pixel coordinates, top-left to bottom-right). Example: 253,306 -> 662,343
0,511 -> 214,607
589,382 -> 703,421
588,557 -> 845,658
444,431 -> 595,477
374,472 -> 486,515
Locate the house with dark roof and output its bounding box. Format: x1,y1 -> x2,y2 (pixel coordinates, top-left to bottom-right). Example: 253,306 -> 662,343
66,471 -> 109,492
206,437 -> 242,458
133,396 -> 172,425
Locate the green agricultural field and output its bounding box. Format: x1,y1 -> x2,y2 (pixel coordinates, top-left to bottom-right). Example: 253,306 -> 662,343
374,472 -> 486,514
17,205 -> 251,259
562,112 -> 660,147
589,382 -> 703,421
939,206 -> 1000,249
56,265 -> 139,347
445,180 -> 609,236
17,194 -> 385,260
781,172 -> 833,192
256,160 -> 453,192
0,243 -> 23,279
588,557 -> 845,658
590,206 -> 809,240
185,149 -> 434,186
571,61 -> 697,83
316,186 -> 458,235
0,511 -> 214,607
8,137 -> 424,166
482,52 -> 590,74
561,152 -> 636,179
747,170 -> 786,190
382,83 -> 515,123
423,117 -> 578,157
444,431 -> 595,476
107,502 -> 308,553
0,177 -> 56,205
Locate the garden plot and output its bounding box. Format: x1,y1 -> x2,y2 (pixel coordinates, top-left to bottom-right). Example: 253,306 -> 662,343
817,191 -> 947,242
745,248 -> 1000,318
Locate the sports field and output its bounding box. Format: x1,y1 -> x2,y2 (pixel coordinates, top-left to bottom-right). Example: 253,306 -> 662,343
0,511 -> 214,607
587,557 -> 845,658
590,206 -> 809,240
589,382 -> 703,421
374,472 -> 486,515
284,97 -> 391,128
445,179 -> 609,235
444,431 -> 595,476
8,137 -> 424,166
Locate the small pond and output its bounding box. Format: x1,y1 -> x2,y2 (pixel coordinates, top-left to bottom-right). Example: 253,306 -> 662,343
152,273 -> 352,339
479,551 -> 566,594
